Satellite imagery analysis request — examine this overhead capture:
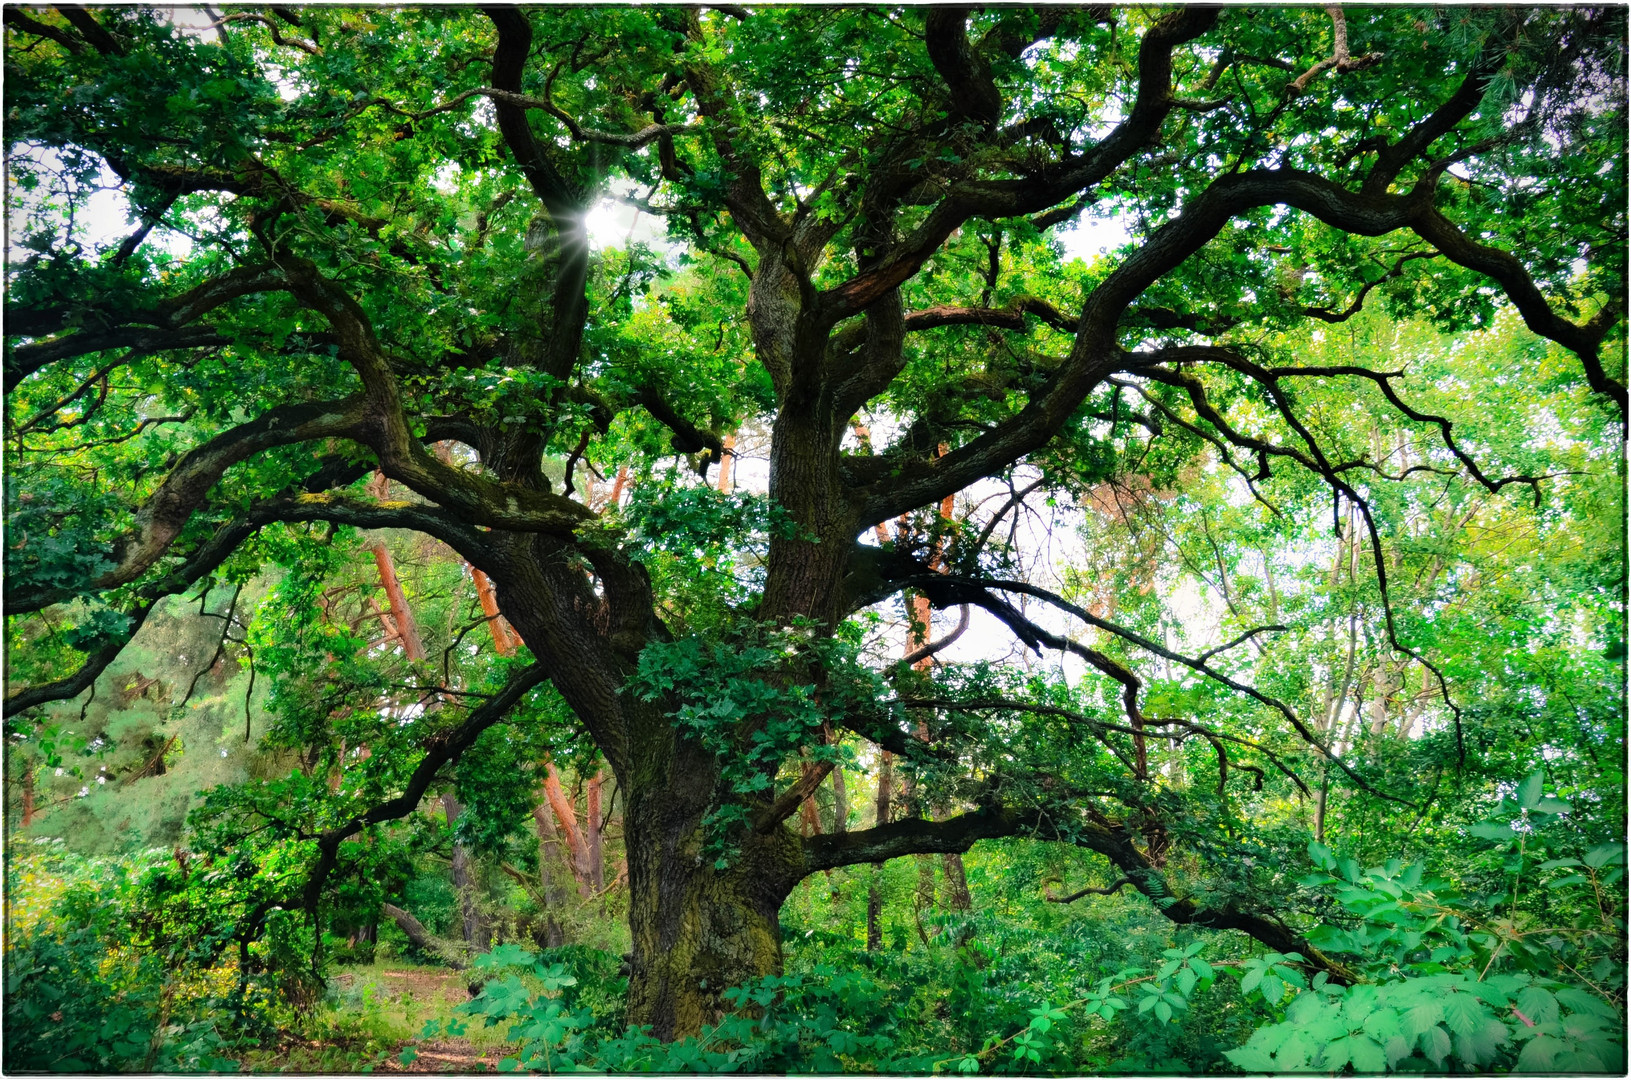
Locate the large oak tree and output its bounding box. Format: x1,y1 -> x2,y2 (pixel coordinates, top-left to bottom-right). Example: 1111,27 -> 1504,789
5,5 -> 1624,1038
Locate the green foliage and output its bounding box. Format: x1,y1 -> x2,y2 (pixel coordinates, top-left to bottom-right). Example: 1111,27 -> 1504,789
1226,788 -> 1625,1075
2,4 -> 1624,1072
3,846 -> 280,1072
632,619 -> 878,860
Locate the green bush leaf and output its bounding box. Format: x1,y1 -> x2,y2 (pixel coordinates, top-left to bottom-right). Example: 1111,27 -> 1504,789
1467,822 -> 1516,840
1556,988 -> 1618,1019
1347,1035 -> 1387,1073
1224,1046 -> 1275,1072
1453,1017 -> 1508,1065
1583,843 -> 1625,869
1516,769 -> 1546,810
1515,986 -> 1560,1024
1518,1034 -> 1565,1071
1441,992 -> 1487,1038
1419,1025 -> 1452,1066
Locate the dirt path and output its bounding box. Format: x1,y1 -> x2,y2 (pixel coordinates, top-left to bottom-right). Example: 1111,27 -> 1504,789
384,1038 -> 501,1073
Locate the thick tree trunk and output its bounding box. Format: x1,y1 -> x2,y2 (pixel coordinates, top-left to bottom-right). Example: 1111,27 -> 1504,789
622,737 -> 800,1041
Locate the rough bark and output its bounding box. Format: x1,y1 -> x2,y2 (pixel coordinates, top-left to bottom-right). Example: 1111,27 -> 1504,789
621,728 -> 802,1041
16,5 -> 1602,1046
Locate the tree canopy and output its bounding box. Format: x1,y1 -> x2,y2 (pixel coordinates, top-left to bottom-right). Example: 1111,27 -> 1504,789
4,2 -> 1625,1053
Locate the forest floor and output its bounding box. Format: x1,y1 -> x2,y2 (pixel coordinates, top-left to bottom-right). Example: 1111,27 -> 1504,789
381,1038 -> 498,1073
257,961 -> 513,1073
357,968 -> 500,1074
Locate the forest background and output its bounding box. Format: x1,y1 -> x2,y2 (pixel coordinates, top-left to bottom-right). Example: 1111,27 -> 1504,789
2,4 -> 1627,1074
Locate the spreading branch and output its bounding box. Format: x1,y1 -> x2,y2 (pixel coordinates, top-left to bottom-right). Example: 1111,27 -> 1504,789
802,803 -> 1357,982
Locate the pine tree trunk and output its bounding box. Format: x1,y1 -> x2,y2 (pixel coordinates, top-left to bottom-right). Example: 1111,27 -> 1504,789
542,763 -> 593,897
471,566 -> 520,655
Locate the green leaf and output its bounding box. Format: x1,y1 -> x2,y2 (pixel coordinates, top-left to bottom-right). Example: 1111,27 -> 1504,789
1320,1036 -> 1352,1073
1515,986 -> 1560,1024
1556,988 -> 1618,1019
1224,1046 -> 1276,1072
1441,992 -> 1487,1038
1516,769 -> 1546,810
1342,984 -> 1379,1025
1361,1006 -> 1400,1043
473,942 -> 537,970
1518,1034 -> 1564,1071
1176,966 -> 1197,997
1348,1035 -> 1387,1073
398,1047 -> 418,1066
1419,1025 -> 1452,1066
1467,821 -> 1517,840
1453,1017 -> 1508,1065
1276,1032 -> 1322,1071
1583,843 -> 1625,869
1155,1001 -> 1172,1023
